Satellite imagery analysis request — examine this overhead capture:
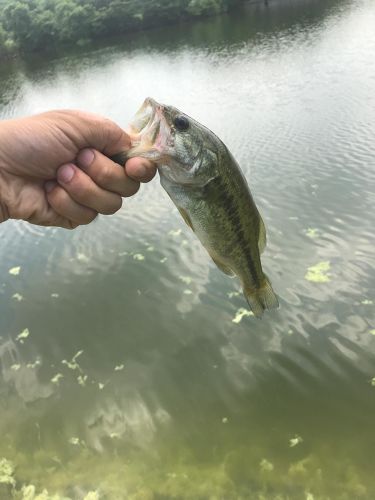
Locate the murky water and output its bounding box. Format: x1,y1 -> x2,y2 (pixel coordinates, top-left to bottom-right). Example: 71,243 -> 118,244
1,0 -> 375,498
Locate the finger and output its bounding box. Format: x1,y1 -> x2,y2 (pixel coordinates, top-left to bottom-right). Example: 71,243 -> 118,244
57,163 -> 123,215
76,149 -> 140,197
46,182 -> 97,225
125,157 -> 157,183
45,110 -> 131,156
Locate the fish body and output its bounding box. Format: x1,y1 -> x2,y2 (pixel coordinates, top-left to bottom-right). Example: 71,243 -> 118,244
124,98 -> 278,318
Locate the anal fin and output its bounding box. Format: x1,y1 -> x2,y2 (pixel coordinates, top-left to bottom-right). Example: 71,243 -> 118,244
209,254 -> 235,276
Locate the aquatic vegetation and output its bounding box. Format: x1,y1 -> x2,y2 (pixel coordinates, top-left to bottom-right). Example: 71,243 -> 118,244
77,375 -> 88,387
68,437 -> 85,447
305,228 -> 319,238
16,328 -> 30,343
77,253 -> 89,263
8,266 -> 21,276
361,299 -> 373,305
179,276 -> 192,285
259,458 -> 274,472
61,351 -> 84,372
50,374 -> 63,385
232,307 -> 254,323
0,457 -> 15,486
26,359 -> 41,369
289,435 -> 303,447
305,261 -> 331,283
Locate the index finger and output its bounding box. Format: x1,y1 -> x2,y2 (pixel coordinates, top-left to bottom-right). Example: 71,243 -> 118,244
125,158 -> 157,183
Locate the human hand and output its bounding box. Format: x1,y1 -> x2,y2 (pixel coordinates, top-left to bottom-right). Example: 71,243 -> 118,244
0,110 -> 156,228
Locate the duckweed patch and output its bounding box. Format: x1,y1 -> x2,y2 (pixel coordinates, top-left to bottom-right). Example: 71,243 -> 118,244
305,261 -> 331,283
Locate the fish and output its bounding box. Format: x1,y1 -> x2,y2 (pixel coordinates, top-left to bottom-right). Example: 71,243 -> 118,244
112,97 -> 279,318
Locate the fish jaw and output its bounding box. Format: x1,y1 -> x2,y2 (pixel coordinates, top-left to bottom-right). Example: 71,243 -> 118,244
126,97 -> 172,161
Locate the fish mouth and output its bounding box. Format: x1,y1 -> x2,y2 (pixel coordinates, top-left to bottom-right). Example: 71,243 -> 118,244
126,97 -> 171,160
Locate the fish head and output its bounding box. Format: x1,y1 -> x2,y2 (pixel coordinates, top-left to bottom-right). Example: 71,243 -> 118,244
126,97 -> 221,186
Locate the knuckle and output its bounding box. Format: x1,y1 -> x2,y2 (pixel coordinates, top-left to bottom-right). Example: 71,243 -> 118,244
94,163 -> 111,187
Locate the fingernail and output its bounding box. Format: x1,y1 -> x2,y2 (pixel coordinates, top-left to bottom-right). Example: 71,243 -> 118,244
45,181 -> 56,193
58,164 -> 75,184
78,148 -> 95,168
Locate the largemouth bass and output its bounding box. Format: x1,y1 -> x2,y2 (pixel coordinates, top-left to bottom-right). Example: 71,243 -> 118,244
113,98 -> 279,318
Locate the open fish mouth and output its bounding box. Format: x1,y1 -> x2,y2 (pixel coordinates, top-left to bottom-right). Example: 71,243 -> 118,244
126,97 -> 171,160
128,97 -> 159,134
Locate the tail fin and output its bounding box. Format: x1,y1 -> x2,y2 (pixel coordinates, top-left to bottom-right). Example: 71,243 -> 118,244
243,275 -> 279,319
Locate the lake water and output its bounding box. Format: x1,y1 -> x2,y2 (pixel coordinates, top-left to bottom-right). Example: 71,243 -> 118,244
1,0 -> 375,498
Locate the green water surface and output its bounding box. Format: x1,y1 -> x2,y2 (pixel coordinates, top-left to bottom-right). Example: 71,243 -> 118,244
1,0 -> 375,498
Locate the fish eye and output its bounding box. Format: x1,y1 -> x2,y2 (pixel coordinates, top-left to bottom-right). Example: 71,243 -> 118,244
173,115 -> 190,131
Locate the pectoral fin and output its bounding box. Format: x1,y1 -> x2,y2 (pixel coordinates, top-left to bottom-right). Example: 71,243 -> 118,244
258,215 -> 267,254
177,206 -> 194,232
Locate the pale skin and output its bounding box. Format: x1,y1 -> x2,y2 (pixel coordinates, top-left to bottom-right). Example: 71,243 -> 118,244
0,110 -> 156,229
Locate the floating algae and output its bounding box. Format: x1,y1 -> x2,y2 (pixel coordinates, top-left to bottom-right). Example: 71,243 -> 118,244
8,266 -> 21,276
305,262 -> 331,283
168,229 -> 182,237
61,351 -> 84,372
51,374 -> 64,385
16,328 -> 30,343
289,435 -> 303,447
232,307 -> 254,323
0,457 -> 15,486
178,276 -> 192,285
305,228 -> 319,239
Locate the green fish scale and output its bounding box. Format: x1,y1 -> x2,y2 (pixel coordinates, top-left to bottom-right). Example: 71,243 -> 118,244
202,175 -> 262,289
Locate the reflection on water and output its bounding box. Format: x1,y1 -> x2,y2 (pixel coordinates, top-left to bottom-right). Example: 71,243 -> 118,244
1,0 -> 375,497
